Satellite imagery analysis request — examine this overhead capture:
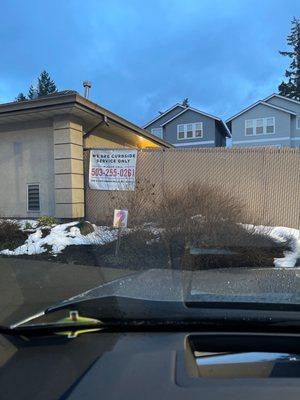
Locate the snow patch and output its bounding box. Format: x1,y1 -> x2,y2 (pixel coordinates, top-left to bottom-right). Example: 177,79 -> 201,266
0,222 -> 119,256
243,224 -> 300,268
269,227 -> 300,268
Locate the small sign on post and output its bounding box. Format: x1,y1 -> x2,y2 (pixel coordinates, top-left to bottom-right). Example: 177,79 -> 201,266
113,209 -> 128,257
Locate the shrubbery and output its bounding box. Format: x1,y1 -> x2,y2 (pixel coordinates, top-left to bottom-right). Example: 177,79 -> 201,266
37,216 -> 57,227
108,183 -> 291,270
0,220 -> 27,251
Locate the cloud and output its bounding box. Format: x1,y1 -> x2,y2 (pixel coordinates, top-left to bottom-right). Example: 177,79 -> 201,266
0,0 -> 298,124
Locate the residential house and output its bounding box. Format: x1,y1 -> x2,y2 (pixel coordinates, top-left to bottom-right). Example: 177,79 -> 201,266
226,94 -> 300,148
0,91 -> 170,219
143,104 -> 230,148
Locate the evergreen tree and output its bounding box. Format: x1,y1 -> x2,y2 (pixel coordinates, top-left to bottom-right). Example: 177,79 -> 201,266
182,98 -> 190,107
28,84 -> 38,100
15,92 -> 27,102
278,17 -> 300,100
37,70 -> 57,96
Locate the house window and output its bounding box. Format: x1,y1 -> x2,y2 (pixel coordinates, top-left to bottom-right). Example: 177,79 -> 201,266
177,124 -> 185,139
245,120 -> 254,135
177,122 -> 203,140
195,123 -> 203,137
27,184 -> 40,212
266,117 -> 275,133
151,127 -> 163,138
186,124 -> 193,138
256,119 -> 264,135
296,116 -> 300,130
245,117 -> 275,136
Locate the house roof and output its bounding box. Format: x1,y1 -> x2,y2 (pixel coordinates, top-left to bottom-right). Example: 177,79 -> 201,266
263,93 -> 300,105
143,103 -> 185,128
160,106 -> 231,138
226,100 -> 297,124
0,91 -> 172,148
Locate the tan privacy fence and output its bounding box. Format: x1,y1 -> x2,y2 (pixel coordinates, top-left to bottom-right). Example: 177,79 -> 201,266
84,147 -> 300,229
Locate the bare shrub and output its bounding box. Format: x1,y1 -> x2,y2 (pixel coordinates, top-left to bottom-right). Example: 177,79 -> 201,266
101,181 -> 291,270
108,178 -> 158,227
0,220 -> 27,250
153,184 -> 245,241
149,184 -> 290,269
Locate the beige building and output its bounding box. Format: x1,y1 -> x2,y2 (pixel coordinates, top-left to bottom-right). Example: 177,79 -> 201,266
0,91 -> 170,219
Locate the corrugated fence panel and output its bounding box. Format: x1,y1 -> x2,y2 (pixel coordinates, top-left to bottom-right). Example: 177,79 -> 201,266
84,147 -> 300,229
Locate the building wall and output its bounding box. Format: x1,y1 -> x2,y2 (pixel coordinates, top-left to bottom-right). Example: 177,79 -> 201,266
290,115 -> 300,147
84,132 -> 134,149
145,106 -> 184,132
0,116 -> 162,220
231,103 -> 292,147
266,97 -> 300,147
0,120 -> 55,217
53,118 -> 85,219
163,109 -> 217,147
145,108 -> 227,148
266,96 -> 300,113
215,122 -> 226,147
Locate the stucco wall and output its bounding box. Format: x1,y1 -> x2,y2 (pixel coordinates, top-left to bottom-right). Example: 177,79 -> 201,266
84,133 -> 134,149
0,120 -> 55,217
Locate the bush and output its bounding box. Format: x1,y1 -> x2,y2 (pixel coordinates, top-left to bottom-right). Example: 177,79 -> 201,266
0,220 -> 28,251
76,221 -> 94,236
37,216 -> 57,227
186,223 -> 291,270
108,178 -> 157,227
24,221 -> 34,230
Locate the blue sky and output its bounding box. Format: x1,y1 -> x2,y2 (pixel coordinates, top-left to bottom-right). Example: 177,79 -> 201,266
0,0 -> 299,125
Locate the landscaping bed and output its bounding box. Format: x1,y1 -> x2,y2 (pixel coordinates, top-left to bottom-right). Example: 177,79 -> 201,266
0,220 -> 298,271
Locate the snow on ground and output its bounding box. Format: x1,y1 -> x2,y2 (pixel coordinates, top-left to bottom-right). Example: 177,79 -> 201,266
0,222 -> 119,256
268,226 -> 300,268
0,219 -> 299,267
243,224 -> 300,268
17,219 -> 39,230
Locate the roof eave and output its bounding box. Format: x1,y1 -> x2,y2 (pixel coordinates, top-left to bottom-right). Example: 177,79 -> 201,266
226,100 -> 297,124
143,103 -> 185,128
264,93 -> 300,105
74,94 -> 172,147
0,93 -> 172,148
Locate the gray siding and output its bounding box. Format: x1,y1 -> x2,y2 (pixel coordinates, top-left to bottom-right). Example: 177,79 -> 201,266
266,96 -> 300,113
145,106 -> 184,131
215,122 -> 226,147
266,97 -> 300,147
290,115 -> 300,147
231,103 -> 292,147
163,109 -> 216,147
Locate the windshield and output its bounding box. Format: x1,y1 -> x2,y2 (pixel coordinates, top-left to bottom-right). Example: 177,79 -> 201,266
0,3 -> 300,329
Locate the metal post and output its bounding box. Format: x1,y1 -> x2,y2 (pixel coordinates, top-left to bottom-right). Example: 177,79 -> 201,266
115,227 -> 122,257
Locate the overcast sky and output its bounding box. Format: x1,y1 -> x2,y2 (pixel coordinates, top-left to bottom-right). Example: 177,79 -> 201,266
0,0 -> 299,125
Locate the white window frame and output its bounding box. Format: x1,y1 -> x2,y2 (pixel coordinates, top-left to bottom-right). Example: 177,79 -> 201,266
244,117 -> 275,136
27,183 -> 40,212
151,127 -> 163,138
296,116 -> 300,130
177,122 -> 203,140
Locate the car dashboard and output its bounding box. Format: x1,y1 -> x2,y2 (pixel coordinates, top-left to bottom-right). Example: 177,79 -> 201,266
1,330 -> 300,399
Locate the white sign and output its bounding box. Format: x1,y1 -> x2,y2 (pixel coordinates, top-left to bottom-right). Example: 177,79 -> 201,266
89,149 -> 137,191
113,209 -> 128,228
